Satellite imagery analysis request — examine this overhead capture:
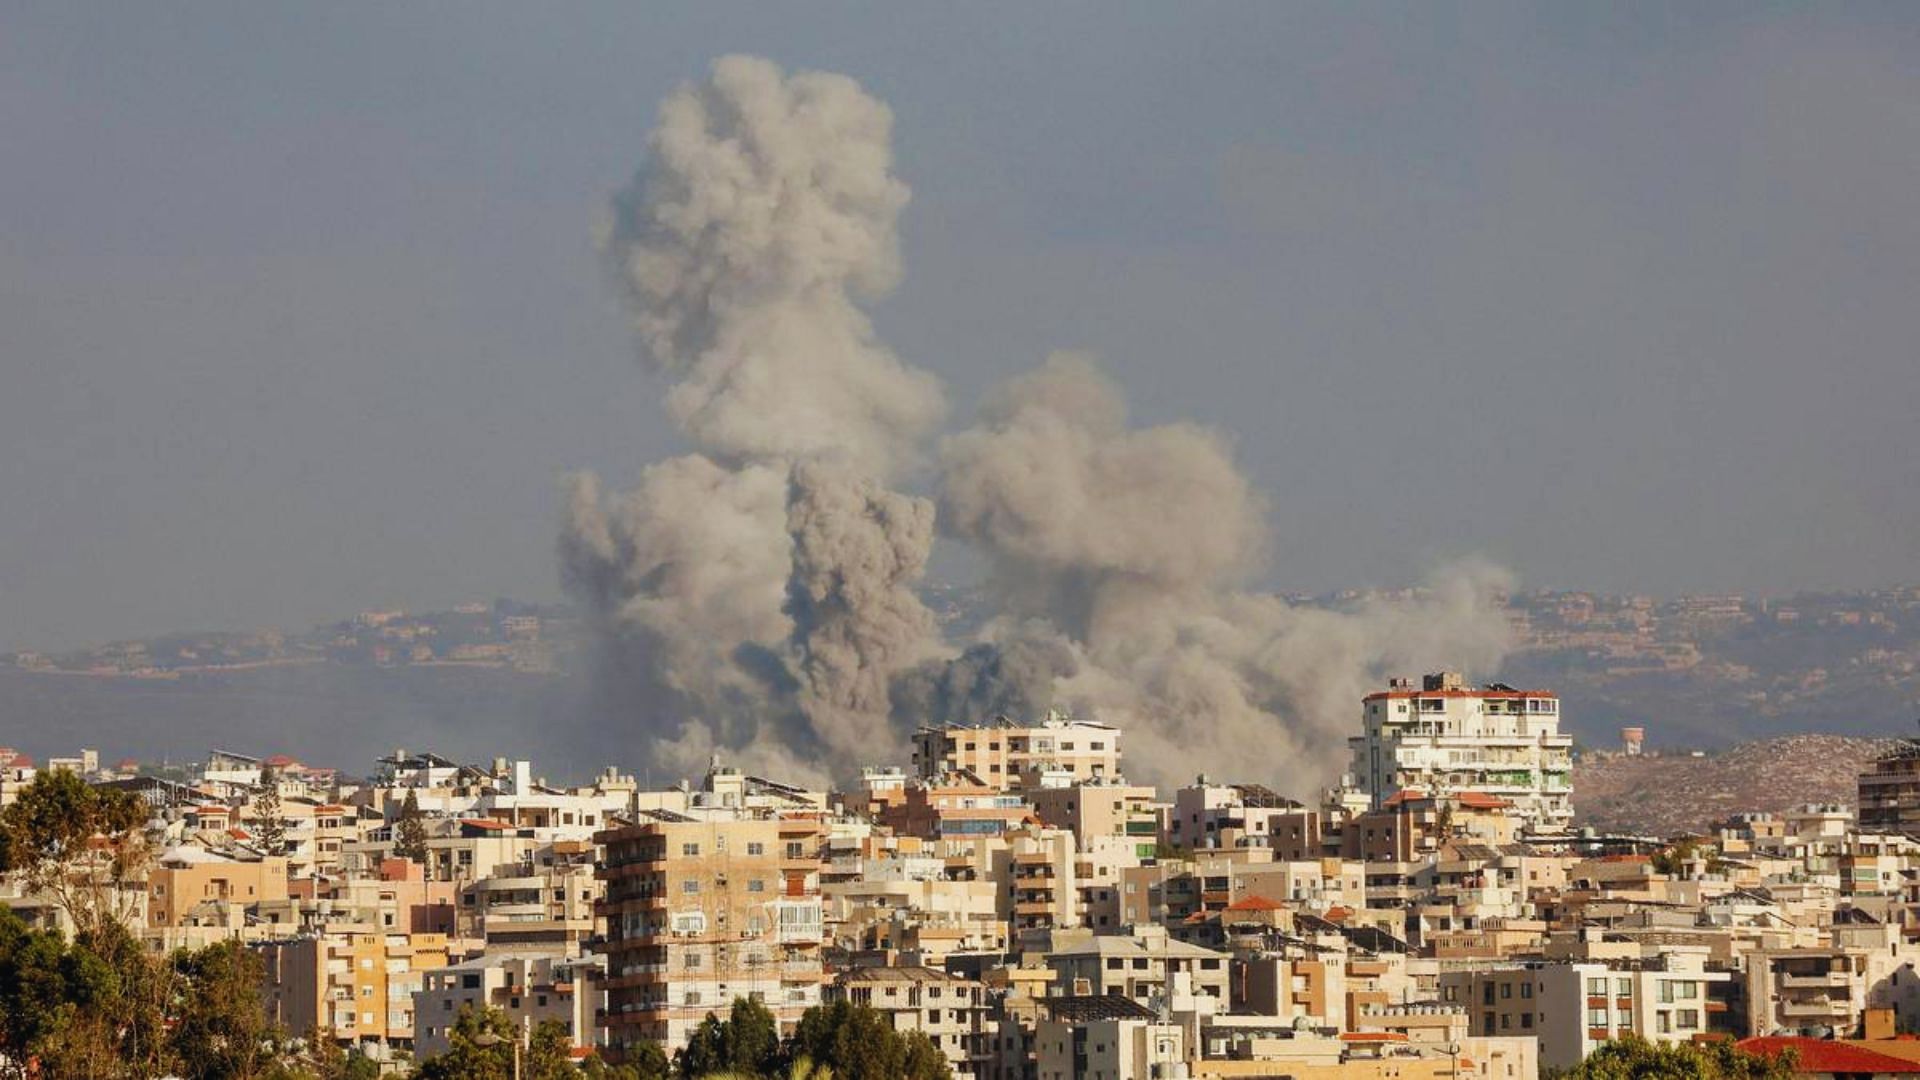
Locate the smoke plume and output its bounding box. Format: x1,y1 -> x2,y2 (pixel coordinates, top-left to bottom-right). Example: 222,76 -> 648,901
565,56 -> 1513,792
564,56 -> 943,782
924,354 -> 1514,789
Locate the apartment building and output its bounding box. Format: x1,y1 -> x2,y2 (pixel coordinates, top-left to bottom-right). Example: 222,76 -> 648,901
1026,780 -> 1161,856
1746,916 -> 1920,1037
258,926 -> 454,1055
595,813 -> 826,1063
1861,741 -> 1920,836
459,839 -> 600,951
147,847 -> 289,927
1169,781 -> 1303,852
1349,671 -> 1574,833
1043,925 -> 1231,1005
830,966 -> 993,1077
414,952 -> 603,1059
1438,953 -> 1731,1068
912,713 -> 1121,792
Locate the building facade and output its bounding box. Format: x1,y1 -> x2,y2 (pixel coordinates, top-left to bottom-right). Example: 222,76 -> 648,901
595,814 -> 826,1063
912,714 -> 1121,792
1349,672 -> 1574,833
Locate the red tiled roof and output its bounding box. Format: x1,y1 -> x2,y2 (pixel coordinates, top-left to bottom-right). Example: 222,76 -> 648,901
1740,1037 -> 1920,1074
460,818 -> 513,830
1224,895 -> 1286,913
1323,905 -> 1354,923
266,754 -> 297,767
1382,789 -> 1512,810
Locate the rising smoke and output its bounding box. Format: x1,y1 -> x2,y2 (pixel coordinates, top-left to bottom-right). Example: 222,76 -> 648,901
564,55 -> 1513,793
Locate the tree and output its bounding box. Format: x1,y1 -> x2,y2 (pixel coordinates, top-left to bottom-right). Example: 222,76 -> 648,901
412,1004 -> 516,1080
254,763 -> 288,857
579,1041 -> 666,1080
0,768 -> 151,941
170,939 -> 283,1080
0,907 -> 174,1080
786,1001 -> 949,1080
1563,1035 -> 1797,1080
526,1019 -> 585,1080
300,1030 -> 382,1080
675,998 -> 782,1079
395,789 -> 430,864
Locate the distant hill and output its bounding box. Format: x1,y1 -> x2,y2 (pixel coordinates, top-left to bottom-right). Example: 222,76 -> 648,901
1571,734 -> 1897,836
4,586 -> 1916,789
0,664 -> 599,782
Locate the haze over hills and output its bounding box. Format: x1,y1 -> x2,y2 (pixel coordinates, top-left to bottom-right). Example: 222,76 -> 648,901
2,585 -> 1915,790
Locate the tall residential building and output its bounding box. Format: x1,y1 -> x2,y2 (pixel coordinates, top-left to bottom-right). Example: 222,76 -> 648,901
595,813 -> 826,1063
1859,737 -> 1920,836
911,712 -> 1121,792
1348,672 -> 1574,834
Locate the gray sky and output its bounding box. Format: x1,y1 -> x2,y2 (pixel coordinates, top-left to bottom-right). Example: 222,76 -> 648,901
3,2 -> 1916,653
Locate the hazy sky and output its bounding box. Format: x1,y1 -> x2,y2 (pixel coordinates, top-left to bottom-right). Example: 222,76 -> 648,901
3,2 -> 1916,653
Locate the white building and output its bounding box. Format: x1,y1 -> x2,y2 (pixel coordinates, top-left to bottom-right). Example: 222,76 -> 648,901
1349,672 -> 1573,833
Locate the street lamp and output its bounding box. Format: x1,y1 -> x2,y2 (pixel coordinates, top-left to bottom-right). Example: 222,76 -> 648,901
471,1021 -> 524,1080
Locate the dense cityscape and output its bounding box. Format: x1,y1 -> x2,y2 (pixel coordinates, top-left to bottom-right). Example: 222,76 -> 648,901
6,6 -> 1915,1079
5,666 -> 1920,1078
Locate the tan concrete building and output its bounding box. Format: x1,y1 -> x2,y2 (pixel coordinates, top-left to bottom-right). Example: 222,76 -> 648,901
415,952 -> 603,1059
595,813 -> 826,1063
1027,781 -> 1161,856
148,848 -> 289,928
912,714 -> 1121,792
831,966 -> 992,1077
258,926 -> 454,1054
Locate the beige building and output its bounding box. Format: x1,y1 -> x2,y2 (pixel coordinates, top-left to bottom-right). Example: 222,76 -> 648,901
414,952 -> 603,1059
831,966 -> 992,1077
1747,918 -> 1920,1037
1026,781 -> 1161,856
912,714 -> 1121,792
259,926 -> 454,1054
1043,925 -> 1231,1006
595,813 -> 826,1063
148,847 -> 289,927
1439,953 -> 1731,1068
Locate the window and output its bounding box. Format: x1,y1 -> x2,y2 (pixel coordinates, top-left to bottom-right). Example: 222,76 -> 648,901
1588,1008 -> 1608,1028
1676,981 -> 1698,1000
747,879 -> 766,893
1501,983 -> 1512,999
747,842 -> 765,856
1677,1009 -> 1699,1029
1657,1012 -> 1672,1034
1521,983 -> 1533,999
682,843 -> 700,856
1616,978 -> 1632,997
785,842 -> 806,859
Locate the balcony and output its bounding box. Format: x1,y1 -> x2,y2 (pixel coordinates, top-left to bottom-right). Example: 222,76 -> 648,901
1779,972 -> 1850,990
1780,997 -> 1853,1018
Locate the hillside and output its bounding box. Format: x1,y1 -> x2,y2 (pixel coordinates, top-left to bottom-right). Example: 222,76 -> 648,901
1570,734 -> 1898,836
